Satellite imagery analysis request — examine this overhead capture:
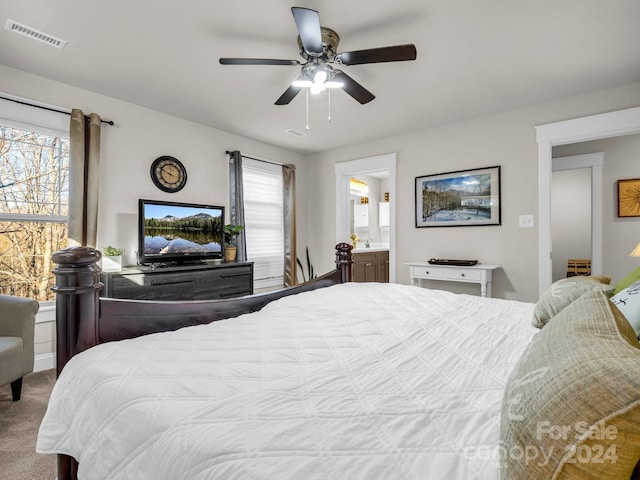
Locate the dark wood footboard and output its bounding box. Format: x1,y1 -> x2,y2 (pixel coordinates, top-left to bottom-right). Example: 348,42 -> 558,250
51,243 -> 353,480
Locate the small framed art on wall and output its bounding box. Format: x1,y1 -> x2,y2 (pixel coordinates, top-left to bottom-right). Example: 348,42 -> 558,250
618,178 -> 640,217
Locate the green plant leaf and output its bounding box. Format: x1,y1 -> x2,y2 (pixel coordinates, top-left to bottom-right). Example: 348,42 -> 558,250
296,257 -> 306,283
296,247 -> 316,283
307,247 -> 317,280
224,224 -> 245,245
103,245 -> 124,256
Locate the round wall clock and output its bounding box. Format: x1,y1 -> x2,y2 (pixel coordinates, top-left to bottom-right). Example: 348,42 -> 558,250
150,156 -> 187,193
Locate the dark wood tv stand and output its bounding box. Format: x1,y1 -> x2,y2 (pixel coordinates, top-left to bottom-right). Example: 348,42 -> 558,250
100,261 -> 253,301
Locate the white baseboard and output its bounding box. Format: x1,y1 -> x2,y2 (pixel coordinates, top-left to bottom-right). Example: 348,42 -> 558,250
34,352 -> 55,372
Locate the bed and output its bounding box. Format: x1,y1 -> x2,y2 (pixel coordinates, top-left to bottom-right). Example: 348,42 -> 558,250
37,244 -> 640,480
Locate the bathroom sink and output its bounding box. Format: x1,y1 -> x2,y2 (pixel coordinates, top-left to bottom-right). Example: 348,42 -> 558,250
352,242 -> 389,253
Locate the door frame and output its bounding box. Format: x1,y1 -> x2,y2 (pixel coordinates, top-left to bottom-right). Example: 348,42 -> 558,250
536,106 -> 640,295
335,153 -> 397,282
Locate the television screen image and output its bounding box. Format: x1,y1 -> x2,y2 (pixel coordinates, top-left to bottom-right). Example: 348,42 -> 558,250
138,199 -> 225,264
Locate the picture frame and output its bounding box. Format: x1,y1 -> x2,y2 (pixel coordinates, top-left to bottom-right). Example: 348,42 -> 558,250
415,166 -> 501,227
617,178 -> 640,217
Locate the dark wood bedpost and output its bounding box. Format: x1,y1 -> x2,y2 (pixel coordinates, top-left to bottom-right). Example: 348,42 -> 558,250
52,246 -> 101,480
335,243 -> 353,283
52,246 -> 103,377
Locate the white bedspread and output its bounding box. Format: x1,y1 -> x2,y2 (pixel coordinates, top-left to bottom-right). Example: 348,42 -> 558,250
37,282 -> 536,480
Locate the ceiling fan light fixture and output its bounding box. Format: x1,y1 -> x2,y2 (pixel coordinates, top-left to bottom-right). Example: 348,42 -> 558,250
310,82 -> 326,95
222,7 -> 417,108
292,66 -> 315,87
313,69 -> 328,84
325,80 -> 344,89
292,78 -> 313,88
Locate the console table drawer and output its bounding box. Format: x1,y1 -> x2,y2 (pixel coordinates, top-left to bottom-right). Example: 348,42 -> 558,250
444,268 -> 481,281
410,266 -> 445,280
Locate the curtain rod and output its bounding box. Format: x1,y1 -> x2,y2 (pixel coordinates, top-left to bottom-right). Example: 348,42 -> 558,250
0,95 -> 115,126
225,150 -> 283,167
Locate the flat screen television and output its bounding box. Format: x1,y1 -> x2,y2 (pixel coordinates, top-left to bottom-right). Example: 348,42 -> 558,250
138,199 -> 225,265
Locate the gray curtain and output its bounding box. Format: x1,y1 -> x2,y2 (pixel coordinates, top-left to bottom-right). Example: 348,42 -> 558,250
283,164 -> 297,286
228,150 -> 247,262
68,109 -> 101,248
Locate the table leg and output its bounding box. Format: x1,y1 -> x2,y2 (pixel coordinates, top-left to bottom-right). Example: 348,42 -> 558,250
482,281 -> 492,298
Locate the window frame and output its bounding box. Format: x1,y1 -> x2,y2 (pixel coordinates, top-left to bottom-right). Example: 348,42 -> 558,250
0,95 -> 70,309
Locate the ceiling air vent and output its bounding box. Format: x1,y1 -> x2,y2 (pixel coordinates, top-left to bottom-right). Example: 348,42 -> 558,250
285,128 -> 306,137
4,19 -> 67,49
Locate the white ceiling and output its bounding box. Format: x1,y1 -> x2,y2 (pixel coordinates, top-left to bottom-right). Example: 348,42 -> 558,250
1,0 -> 639,155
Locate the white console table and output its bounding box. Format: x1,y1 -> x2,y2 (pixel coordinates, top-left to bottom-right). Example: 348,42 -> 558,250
405,262 -> 500,298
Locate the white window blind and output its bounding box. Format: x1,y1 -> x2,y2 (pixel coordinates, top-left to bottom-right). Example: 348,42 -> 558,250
242,157 -> 284,290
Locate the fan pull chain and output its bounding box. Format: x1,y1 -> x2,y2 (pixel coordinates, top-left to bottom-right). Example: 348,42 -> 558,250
305,88 -> 310,131
328,88 -> 332,122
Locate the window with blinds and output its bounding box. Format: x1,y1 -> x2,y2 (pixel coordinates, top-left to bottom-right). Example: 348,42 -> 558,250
242,158 -> 284,291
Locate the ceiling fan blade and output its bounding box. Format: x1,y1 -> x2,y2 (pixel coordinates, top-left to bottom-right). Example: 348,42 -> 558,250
336,44 -> 417,65
291,7 -> 323,55
334,72 -> 375,104
275,85 -> 303,105
219,58 -> 300,66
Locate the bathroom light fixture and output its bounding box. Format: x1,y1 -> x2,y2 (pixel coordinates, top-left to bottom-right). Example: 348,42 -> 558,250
350,178 -> 369,197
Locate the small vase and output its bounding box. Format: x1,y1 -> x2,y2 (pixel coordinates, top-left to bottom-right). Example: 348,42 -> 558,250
102,255 -> 122,272
224,246 -> 237,262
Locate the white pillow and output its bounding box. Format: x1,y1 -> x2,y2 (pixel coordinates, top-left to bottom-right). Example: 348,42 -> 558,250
610,279 -> 640,339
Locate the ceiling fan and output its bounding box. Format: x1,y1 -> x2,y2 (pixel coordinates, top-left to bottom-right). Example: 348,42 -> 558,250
219,7 -> 417,105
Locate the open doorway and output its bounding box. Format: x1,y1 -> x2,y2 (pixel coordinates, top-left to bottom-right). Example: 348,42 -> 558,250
335,153 -> 397,282
551,153 -> 603,281
536,106 -> 640,295
350,174 -> 390,246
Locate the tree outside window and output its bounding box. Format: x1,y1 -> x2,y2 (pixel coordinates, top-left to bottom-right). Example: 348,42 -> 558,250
0,125 -> 69,301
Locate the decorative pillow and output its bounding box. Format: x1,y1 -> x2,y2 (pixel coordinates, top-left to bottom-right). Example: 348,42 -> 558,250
532,275 -> 614,328
613,266 -> 640,294
501,291 -> 640,480
611,280 -> 640,339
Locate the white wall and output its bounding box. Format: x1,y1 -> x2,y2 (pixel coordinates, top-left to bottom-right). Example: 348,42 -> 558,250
551,168 -> 592,281
304,82 -> 640,302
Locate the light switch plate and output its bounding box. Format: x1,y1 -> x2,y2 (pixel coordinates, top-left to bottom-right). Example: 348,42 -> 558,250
519,214 -> 535,228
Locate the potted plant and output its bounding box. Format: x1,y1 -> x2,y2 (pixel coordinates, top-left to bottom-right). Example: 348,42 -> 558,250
102,245 -> 124,272
223,224 -> 244,262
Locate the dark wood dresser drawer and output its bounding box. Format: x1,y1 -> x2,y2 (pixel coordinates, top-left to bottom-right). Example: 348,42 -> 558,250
101,262 -> 253,301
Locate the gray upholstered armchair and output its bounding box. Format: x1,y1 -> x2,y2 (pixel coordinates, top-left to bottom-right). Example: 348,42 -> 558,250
0,295 -> 38,401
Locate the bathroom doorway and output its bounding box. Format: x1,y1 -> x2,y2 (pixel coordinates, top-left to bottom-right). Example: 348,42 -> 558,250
335,153 -> 397,282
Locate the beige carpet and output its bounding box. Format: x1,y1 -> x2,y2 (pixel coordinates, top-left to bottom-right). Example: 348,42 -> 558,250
0,369 -> 57,480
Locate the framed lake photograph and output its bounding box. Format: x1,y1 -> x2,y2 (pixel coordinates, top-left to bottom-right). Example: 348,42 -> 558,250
415,166 -> 501,227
